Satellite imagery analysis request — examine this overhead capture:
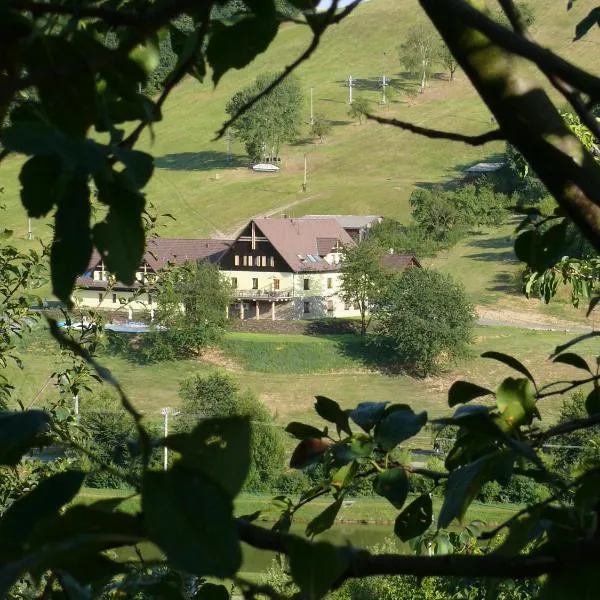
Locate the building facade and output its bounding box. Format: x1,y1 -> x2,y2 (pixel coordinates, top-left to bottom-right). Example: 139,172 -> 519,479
73,238 -> 231,318
72,216 -> 420,322
219,218 -> 361,320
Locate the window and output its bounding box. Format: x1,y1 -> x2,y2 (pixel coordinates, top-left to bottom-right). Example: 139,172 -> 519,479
327,277 -> 333,289
269,257 -> 275,267
273,278 -> 280,290
98,293 -> 103,303
231,277 -> 238,289
353,302 -> 360,310
112,293 -> 117,304
148,294 -> 153,305
252,278 -> 259,290
303,301 -> 310,314
303,278 -> 310,291
248,256 -> 253,267
344,302 -> 351,311
262,256 -> 267,267
234,255 -> 240,266
243,256 -> 248,266
326,300 -> 334,312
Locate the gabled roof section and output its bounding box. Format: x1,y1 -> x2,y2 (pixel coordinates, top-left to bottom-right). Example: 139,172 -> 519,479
381,253 -> 422,270
252,218 -> 355,272
145,238 -> 232,270
82,238 -> 233,273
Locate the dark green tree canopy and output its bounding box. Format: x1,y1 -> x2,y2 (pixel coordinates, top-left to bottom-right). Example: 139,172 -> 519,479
375,268 -> 475,376
226,72 -> 303,161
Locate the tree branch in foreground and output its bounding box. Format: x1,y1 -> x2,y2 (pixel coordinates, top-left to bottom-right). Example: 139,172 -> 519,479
535,412 -> 600,443
214,0 -> 363,140
367,114 -> 504,146
236,519 -> 600,580
436,0 -> 600,102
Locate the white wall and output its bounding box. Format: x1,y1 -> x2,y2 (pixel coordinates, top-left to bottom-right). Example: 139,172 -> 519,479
221,269 -> 361,319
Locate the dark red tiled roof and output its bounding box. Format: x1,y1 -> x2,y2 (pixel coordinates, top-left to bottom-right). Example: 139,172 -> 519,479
381,254 -> 422,270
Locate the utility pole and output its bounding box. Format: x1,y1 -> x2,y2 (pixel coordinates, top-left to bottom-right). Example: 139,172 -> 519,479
27,218 -> 32,240
310,87 -> 314,125
346,75 -> 354,104
302,154 -> 307,192
380,75 -> 388,105
161,408 -> 170,471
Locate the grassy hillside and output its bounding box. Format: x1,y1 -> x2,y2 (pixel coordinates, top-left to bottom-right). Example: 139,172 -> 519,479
2,0 -> 599,240
1,0 -> 598,317
10,325 -> 599,426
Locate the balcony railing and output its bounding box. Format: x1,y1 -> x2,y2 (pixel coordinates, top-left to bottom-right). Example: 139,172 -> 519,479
233,289 -> 293,300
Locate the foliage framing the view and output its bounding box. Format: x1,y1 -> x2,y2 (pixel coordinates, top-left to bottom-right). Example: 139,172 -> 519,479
4,0 -> 600,598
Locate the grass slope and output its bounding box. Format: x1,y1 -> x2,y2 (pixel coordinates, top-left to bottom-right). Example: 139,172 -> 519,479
2,0 -> 599,241
10,325 -> 599,427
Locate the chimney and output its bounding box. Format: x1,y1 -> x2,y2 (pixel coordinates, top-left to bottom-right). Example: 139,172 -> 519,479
389,248 -> 394,254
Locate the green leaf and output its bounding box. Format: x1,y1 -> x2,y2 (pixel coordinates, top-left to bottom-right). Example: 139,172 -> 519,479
50,174 -> 92,305
305,498 -> 343,537
348,402 -> 388,432
552,352 -> 591,372
1,121 -> 108,171
374,407 -> 427,451
19,155 -> 62,218
143,465 -> 241,578
0,410 -> 51,466
551,331 -> 600,357
195,583 -> 230,600
349,435 -> 374,458
331,460 -> 358,489
439,451 -> 514,528
129,35 -> 161,74
0,470 -> 85,546
496,377 -> 538,427
288,538 -> 350,600
394,494 -> 433,542
481,351 -> 536,385
207,16 -> 280,84
448,381 -> 493,407
164,416 -> 250,497
285,421 -> 325,440
373,468 -> 408,509
314,396 -> 351,436
113,147 -> 154,190
290,438 -> 330,468
586,388 -> 600,416
93,169 -> 145,286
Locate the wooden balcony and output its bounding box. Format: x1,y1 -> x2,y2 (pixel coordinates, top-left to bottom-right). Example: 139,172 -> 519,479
233,289 -> 293,301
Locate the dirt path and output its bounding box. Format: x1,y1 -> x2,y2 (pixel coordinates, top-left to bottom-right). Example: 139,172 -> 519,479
222,194 -> 321,239
476,306 -> 593,332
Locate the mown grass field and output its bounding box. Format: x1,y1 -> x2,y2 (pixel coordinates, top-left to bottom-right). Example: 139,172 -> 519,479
76,488 -> 520,530
9,323 -> 599,429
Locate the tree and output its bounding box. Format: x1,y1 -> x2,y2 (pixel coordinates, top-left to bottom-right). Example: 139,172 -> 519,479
375,268 -> 475,375
154,260 -> 230,357
226,72 -> 303,161
438,42 -> 458,82
348,95 -> 371,124
340,240 -> 387,335
178,372 -> 286,490
398,22 -> 440,93
311,113 -> 332,142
